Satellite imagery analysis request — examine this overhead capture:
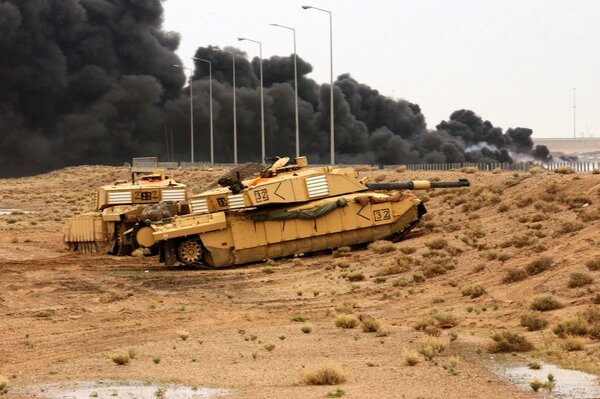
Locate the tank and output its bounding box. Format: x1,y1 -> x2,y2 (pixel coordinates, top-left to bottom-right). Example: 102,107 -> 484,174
135,157 -> 469,267
64,169 -> 191,255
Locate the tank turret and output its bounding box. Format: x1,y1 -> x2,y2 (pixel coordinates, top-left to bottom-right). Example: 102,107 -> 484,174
135,157 -> 470,268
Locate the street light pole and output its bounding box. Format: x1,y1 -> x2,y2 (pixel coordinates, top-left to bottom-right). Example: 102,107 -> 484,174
238,37 -> 265,164
269,23 -> 299,158
173,64 -> 194,163
302,5 -> 334,165
223,50 -> 238,164
192,56 -> 214,164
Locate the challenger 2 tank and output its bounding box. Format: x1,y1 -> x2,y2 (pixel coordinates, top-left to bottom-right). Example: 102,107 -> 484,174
135,157 -> 469,267
64,169 -> 190,255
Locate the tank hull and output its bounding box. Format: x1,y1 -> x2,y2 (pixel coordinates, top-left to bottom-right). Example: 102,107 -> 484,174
151,192 -> 425,267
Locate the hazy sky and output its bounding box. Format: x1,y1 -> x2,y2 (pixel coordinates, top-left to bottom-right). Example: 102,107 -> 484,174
163,0 -> 599,138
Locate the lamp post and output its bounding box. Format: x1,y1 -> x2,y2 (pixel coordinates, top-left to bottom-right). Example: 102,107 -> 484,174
223,50 -> 238,164
238,37 -> 265,164
192,56 -> 214,164
302,5 -> 334,165
173,64 -> 194,163
269,23 -> 299,158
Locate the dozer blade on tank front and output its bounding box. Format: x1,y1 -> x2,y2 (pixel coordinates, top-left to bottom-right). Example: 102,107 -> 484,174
134,156 -> 470,268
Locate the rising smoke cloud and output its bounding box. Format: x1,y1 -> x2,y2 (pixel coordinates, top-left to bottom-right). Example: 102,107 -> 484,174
0,1 -> 549,177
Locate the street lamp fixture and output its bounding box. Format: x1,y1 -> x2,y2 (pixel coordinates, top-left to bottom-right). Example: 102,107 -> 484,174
269,23 -> 300,159
172,64 -> 195,163
238,37 -> 266,165
302,5 -> 335,165
191,56 -> 214,164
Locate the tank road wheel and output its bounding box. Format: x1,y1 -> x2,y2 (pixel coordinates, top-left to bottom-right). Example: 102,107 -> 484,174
177,239 -> 203,265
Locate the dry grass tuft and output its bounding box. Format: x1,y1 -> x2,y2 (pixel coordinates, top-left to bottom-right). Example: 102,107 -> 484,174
554,166 -> 575,174
358,315 -> 381,333
177,330 -> 190,341
0,375 -> 8,394
488,331 -> 534,353
404,351 -> 421,366
111,353 -> 130,365
461,284 -> 486,298
368,240 -> 396,254
346,272 -> 365,282
503,268 -> 528,284
552,318 -> 588,338
530,295 -> 563,311
302,364 -> 346,385
561,335 -> 585,351
425,238 -> 448,250
520,312 -> 548,331
335,315 -> 359,329
301,325 -> 312,334
417,336 -> 448,360
585,257 -> 600,271
526,256 -> 553,275
334,302 -> 356,314
568,272 -> 593,288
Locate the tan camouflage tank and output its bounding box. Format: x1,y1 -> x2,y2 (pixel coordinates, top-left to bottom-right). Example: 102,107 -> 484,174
134,157 -> 469,267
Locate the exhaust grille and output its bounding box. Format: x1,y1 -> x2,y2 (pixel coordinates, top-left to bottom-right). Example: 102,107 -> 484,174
161,189 -> 186,202
306,175 -> 329,198
107,190 -> 132,204
228,194 -> 245,209
190,198 -> 209,214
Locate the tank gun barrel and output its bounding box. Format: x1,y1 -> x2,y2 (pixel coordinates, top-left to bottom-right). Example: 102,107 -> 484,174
366,179 -> 470,190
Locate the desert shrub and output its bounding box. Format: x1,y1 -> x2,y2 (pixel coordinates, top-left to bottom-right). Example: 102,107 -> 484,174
530,295 -> 563,311
404,352 -> 421,366
529,166 -> 545,174
334,302 -> 356,314
561,335 -> 585,351
263,343 -> 276,352
152,356 -> 161,364
588,324 -> 600,340
424,325 -> 442,337
554,166 -> 575,175
359,315 -> 381,333
580,306 -> 600,324
498,204 -> 510,213
347,272 -> 365,282
488,331 -> 534,353
412,272 -> 426,283
462,284 -> 486,298
400,246 -> 417,255
414,318 -> 436,331
491,168 -> 503,174
520,312 -> 548,331
553,318 -> 588,337
568,272 -> 593,288
516,197 -> 533,208
291,316 -> 307,322
301,325 -> 312,334
432,311 -> 459,326
333,246 -> 351,258
530,379 -> 543,392
586,257 -> 600,271
497,252 -> 511,262
302,364 -> 346,385
393,277 -> 409,287
567,194 -> 592,209
374,262 -> 404,277
335,315 -> 359,329
526,256 -> 553,275
368,240 -> 396,254
425,238 -> 448,250
99,290 -> 130,303
423,264 -> 447,278
557,221 -> 584,234
461,166 -> 477,174
0,375 -> 8,394
503,268 -> 528,284
417,336 -> 447,360
111,353 -> 130,365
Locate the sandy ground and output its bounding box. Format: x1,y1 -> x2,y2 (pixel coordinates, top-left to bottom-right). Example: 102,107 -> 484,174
1,165 -> 600,398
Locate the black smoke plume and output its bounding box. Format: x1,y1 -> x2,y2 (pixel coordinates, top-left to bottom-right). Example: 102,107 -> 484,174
0,2 -> 549,177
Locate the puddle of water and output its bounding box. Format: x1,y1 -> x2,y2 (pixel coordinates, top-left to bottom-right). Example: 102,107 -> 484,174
16,380 -> 228,399
491,360 -> 600,399
0,208 -> 34,215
